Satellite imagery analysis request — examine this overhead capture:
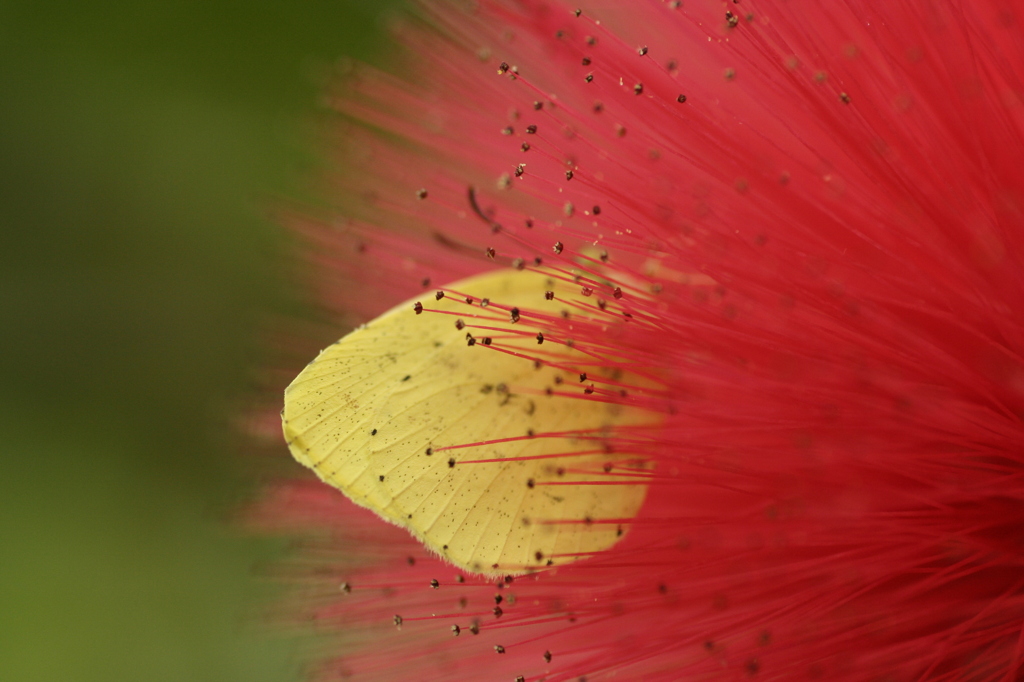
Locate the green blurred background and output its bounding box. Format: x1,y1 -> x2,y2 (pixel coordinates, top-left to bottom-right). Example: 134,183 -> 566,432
0,2 -> 400,680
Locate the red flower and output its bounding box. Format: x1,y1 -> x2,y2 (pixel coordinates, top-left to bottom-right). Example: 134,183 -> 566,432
266,1 -> 1024,680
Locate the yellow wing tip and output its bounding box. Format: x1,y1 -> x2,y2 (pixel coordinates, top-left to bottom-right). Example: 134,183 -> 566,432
281,418 -> 313,469
279,268 -> 650,577
281,382 -> 318,470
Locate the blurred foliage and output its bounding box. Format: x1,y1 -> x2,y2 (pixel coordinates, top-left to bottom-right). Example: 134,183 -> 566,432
0,2 -> 402,680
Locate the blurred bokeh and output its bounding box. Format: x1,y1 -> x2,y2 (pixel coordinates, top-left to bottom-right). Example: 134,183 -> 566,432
0,2 -> 401,680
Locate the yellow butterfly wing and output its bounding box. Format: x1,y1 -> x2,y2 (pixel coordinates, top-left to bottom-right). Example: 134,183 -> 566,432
282,268 -> 651,575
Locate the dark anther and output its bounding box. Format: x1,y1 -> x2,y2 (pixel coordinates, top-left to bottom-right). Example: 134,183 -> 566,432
633,82 -> 644,95
536,332 -> 544,344
425,447 -> 433,455
510,307 -> 521,323
593,205 -> 601,215
579,372 -> 588,382
413,302 -> 424,314
512,257 -> 525,270
435,290 -> 445,301
532,101 -> 543,111
581,56 -> 591,66
840,92 -> 851,103
527,478 -> 535,488
515,164 -> 524,178
498,62 -> 510,74
545,291 -> 554,300
534,256 -> 543,265
448,458 -> 456,468
467,337 -> 477,346
726,11 -> 739,27
613,286 -> 623,299
565,170 -> 574,180
393,615 -> 403,627
483,337 -> 492,345
585,74 -> 594,83
677,94 -> 688,103
525,218 -> 534,228
600,250 -> 609,262
493,606 -> 503,618
379,475 -> 384,481
593,101 -> 604,113
416,188 -> 428,199
485,247 -> 496,259
495,645 -> 506,654
455,319 -> 465,330
421,278 -> 430,287
502,126 -> 514,135
584,386 -> 594,394
481,298 -> 490,307
340,582 -> 351,593
494,593 -> 503,605
451,625 -> 461,636
553,241 -> 564,254
637,46 -> 648,56
371,428 -> 378,435
574,8 -> 582,17
526,125 -> 537,134
581,286 -> 593,296
521,142 -> 531,152
430,579 -> 440,589
469,622 -> 480,635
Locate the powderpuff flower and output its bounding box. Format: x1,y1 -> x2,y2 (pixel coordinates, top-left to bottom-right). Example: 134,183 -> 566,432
263,1 -> 1024,680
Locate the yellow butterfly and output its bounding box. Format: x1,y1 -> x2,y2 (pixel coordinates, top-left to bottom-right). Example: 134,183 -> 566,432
282,268 -> 651,575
